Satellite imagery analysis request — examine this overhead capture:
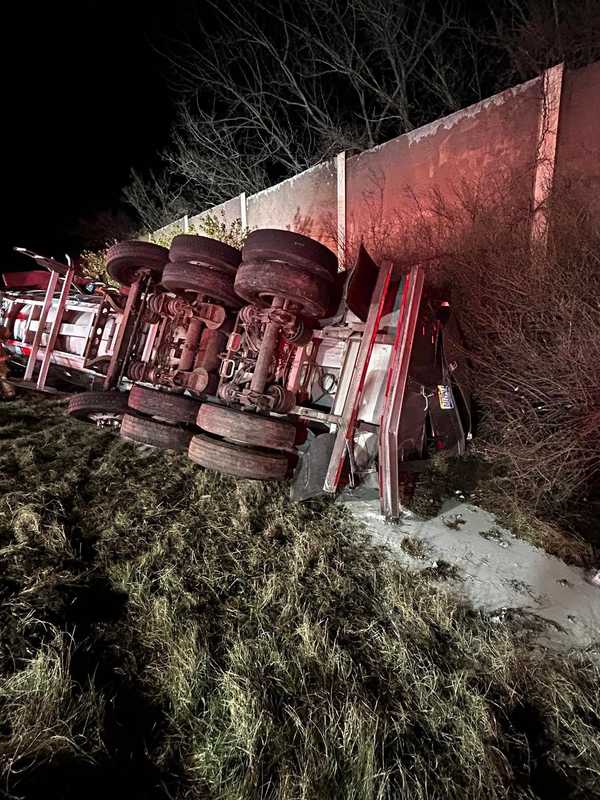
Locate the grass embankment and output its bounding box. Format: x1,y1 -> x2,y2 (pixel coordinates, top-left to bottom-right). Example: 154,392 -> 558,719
0,395 -> 599,800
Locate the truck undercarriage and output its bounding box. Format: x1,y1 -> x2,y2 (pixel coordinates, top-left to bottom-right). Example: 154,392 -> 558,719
1,231 -> 470,519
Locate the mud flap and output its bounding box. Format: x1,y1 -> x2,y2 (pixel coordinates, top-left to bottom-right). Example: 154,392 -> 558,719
346,244 -> 379,322
290,432 -> 337,501
397,387 -> 428,461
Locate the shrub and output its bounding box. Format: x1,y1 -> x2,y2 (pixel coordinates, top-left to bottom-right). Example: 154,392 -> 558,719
426,180 -> 600,534
78,246 -> 118,287
191,212 -> 249,249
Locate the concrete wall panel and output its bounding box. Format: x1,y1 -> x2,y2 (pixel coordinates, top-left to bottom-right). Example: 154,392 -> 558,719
151,63 -> 599,261
554,61 -> 600,213
346,78 -> 542,255
246,160 -> 337,252
189,196 -> 242,233
152,216 -> 186,245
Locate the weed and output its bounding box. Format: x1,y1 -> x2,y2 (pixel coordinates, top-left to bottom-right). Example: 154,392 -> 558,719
435,186 -> 600,544
421,560 -> 462,582
399,536 -> 430,559
480,528 -> 511,548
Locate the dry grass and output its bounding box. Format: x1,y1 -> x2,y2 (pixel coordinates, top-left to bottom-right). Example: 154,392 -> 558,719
373,180 -> 600,562
0,627 -> 106,779
0,394 -> 599,800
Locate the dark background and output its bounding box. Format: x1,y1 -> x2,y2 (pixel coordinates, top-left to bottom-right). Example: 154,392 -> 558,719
2,1 -> 593,276
1,1 -> 196,271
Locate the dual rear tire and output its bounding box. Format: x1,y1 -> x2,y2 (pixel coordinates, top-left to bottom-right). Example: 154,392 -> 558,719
122,385 -> 294,480
189,404 -> 295,480
161,235 -> 242,308
67,388 -> 294,480
120,385 -> 198,452
120,412 -> 192,452
106,242 -> 169,287
74,231 -> 337,476
188,434 -> 289,481
106,230 -> 337,321
234,229 -> 337,321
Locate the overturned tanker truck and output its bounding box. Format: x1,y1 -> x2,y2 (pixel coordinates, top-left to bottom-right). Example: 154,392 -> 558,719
0,231 -> 471,518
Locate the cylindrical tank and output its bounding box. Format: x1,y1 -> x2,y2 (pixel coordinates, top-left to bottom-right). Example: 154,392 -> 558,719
8,299 -> 116,360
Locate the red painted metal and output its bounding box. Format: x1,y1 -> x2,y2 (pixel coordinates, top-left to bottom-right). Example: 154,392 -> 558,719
2,271 -> 53,291
378,265 -> 425,519
23,270 -> 60,381
323,261 -> 392,493
4,339 -> 32,357
36,267 -> 75,390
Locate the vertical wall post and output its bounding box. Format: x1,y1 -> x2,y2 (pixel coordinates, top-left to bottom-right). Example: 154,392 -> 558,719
183,214 -> 189,233
240,192 -> 247,230
336,152 -> 347,268
531,62 -> 564,250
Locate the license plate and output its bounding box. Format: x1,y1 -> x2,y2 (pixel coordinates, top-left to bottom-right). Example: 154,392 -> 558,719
437,384 -> 454,410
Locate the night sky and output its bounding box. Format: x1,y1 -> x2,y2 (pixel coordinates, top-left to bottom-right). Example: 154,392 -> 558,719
1,1 -> 192,271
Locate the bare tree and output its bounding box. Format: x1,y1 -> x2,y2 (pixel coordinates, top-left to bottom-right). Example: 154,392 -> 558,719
122,167 -> 190,232
122,0 -> 600,227
167,1 -> 493,176
124,0 -> 500,223
491,0 -> 600,83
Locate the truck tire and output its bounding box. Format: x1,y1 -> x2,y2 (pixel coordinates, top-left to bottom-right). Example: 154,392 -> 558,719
67,391 -> 128,422
169,235 -> 241,274
120,413 -> 191,451
128,385 -> 201,424
234,260 -> 331,320
106,241 -> 169,286
188,433 -> 289,480
242,230 -> 337,280
162,261 -> 241,308
196,404 -> 296,449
